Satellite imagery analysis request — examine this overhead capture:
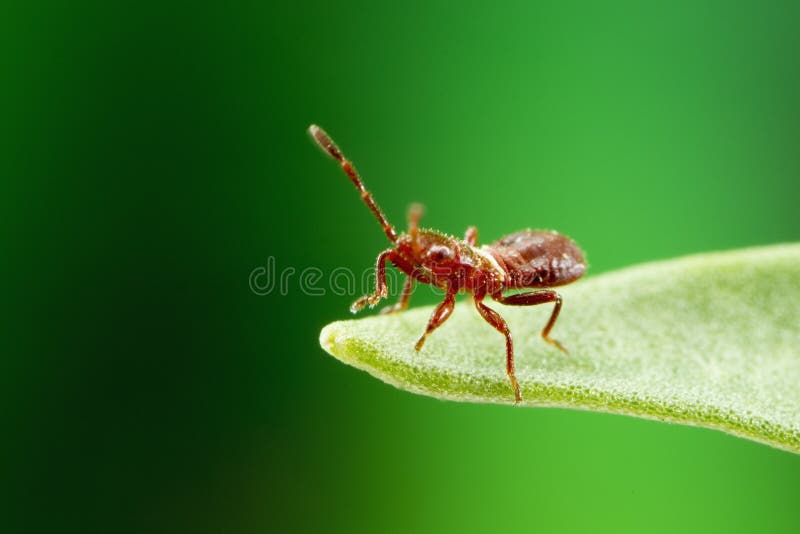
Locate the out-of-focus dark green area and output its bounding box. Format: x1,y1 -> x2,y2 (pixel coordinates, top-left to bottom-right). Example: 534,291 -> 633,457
2,1 -> 799,533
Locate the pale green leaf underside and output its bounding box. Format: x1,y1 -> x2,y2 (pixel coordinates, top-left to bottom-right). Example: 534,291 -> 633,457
320,244 -> 800,453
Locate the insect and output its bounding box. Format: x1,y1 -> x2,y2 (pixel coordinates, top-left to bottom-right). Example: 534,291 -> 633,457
310,124 -> 586,403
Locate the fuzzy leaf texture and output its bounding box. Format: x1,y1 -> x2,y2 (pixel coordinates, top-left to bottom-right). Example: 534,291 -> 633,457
320,244 -> 800,453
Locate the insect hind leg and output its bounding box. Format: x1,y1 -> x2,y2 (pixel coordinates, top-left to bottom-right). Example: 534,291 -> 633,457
496,290 -> 568,353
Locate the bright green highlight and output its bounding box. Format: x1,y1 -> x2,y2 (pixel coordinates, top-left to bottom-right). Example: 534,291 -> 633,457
322,244 -> 800,453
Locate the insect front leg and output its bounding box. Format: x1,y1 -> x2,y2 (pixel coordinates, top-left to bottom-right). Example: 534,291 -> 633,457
350,249 -> 395,313
380,276 -> 414,314
464,226 -> 478,246
496,290 -> 567,353
414,291 -> 456,351
474,296 -> 521,404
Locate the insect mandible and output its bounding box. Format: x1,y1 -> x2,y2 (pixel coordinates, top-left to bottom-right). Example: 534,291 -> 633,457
310,125 -> 586,403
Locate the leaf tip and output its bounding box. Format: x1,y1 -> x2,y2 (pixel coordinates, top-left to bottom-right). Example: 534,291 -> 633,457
319,323 -> 340,354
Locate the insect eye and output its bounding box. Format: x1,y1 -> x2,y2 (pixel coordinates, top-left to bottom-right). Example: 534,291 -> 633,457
427,245 -> 453,263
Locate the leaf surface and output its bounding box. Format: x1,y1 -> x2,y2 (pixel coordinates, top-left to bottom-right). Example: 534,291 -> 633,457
320,244 -> 800,452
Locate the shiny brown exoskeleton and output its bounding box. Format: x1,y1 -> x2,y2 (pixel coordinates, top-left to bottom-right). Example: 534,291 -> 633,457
310,125 -> 586,403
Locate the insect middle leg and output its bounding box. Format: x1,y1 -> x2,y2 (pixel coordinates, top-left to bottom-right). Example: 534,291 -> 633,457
414,291 -> 456,351
350,249 -> 395,313
474,296 -> 521,404
380,276 -> 414,314
496,290 -> 568,353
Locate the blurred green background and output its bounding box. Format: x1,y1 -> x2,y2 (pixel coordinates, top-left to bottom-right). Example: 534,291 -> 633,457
2,1 -> 799,533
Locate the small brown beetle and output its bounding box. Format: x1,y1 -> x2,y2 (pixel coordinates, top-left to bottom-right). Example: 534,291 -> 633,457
310,125 -> 586,403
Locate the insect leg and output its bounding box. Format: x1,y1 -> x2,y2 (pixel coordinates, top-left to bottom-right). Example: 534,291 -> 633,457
414,291 -> 456,351
380,276 -> 414,314
496,290 -> 568,353
474,296 -> 521,404
350,249 -> 395,313
464,226 -> 478,246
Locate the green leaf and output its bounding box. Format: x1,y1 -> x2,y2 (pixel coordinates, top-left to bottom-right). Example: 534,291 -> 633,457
320,243 -> 800,453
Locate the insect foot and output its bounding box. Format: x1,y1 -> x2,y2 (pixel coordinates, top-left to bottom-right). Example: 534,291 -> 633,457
510,375 -> 522,405
350,292 -> 385,313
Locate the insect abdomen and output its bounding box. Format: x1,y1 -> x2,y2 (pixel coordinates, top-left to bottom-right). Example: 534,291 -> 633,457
487,229 -> 586,288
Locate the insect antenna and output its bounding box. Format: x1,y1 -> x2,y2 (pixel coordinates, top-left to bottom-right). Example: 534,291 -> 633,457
407,203 -> 424,254
309,124 -> 398,243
